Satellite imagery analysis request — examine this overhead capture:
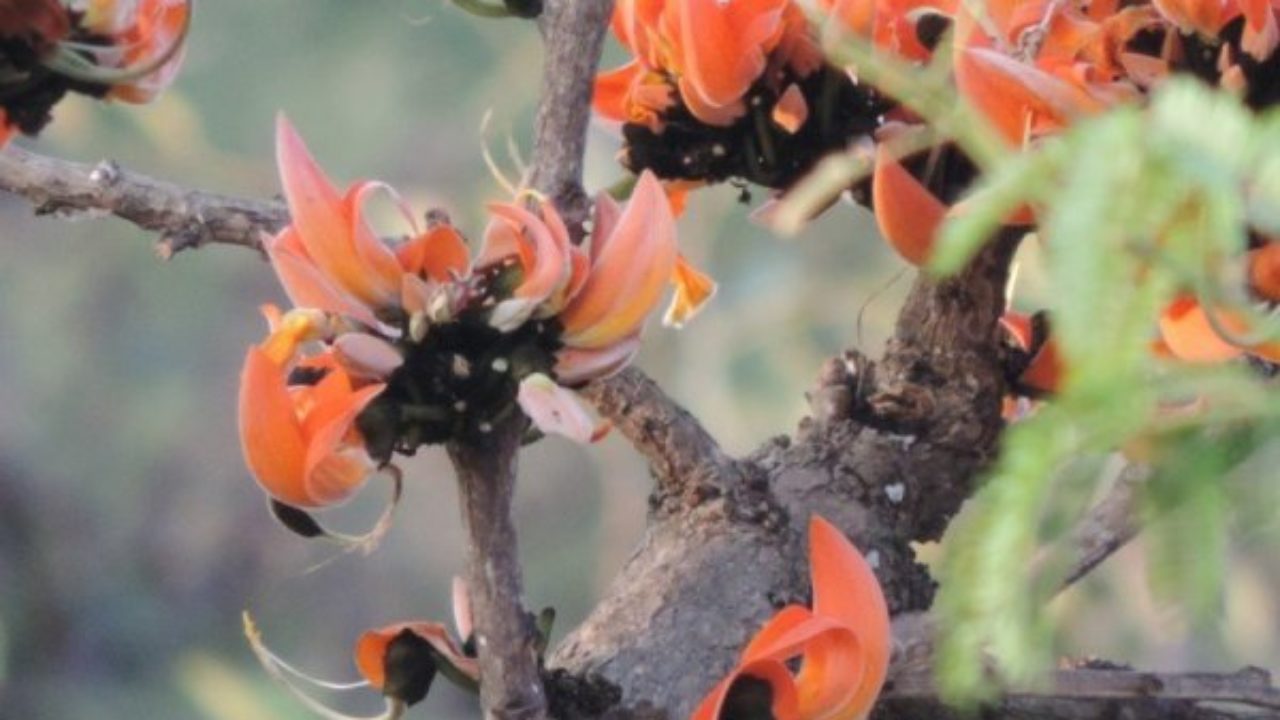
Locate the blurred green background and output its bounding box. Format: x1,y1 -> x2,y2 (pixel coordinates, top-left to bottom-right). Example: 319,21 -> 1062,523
0,2 -> 1275,718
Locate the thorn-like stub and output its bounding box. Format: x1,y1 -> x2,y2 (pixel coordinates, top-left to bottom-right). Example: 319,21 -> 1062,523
90,159 -> 121,186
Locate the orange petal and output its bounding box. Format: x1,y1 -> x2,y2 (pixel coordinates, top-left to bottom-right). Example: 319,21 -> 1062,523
301,382 -> 384,507
808,515 -> 890,717
238,348 -> 309,507
0,112 -> 14,148
741,605 -> 815,661
872,146 -> 946,266
772,83 -> 809,134
668,0 -> 788,125
276,116 -> 397,310
1152,0 -> 1235,35
559,171 -> 679,349
397,224 -> 472,283
1250,242 -> 1280,301
1157,296 -> 1246,363
1020,337 -> 1064,394
664,253 -> 718,328
690,659 -> 801,720
594,61 -> 646,124
954,47 -> 1097,145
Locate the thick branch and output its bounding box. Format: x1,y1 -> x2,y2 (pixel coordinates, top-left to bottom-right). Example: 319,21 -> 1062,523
581,367 -> 748,515
0,146 -> 284,254
449,416 -> 547,720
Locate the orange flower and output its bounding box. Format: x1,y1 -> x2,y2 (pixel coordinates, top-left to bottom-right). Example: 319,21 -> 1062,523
254,120 -> 699,456
355,621 -> 479,706
88,0 -> 192,103
1249,241 -> 1280,301
595,0 -> 816,128
691,516 -> 890,720
871,143 -> 948,266
238,308 -> 386,508
1157,295 -> 1280,364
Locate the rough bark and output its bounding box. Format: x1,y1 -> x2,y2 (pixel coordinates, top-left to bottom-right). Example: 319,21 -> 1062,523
450,415 -> 548,720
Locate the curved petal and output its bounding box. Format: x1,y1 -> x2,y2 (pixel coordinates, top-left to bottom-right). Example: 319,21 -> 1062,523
483,202 -> 570,304
265,228 -> 380,327
238,348 -> 309,507
517,373 -> 610,443
343,181 -> 419,293
808,516 -> 890,718
301,382 -> 385,507
954,47 -> 1099,145
669,0 -> 787,123
397,224 -> 472,282
559,171 -> 679,349
554,334 -> 642,386
333,333 -> 404,380
276,116 -> 398,310
1157,296 -> 1246,364
741,605 -> 815,661
872,146 -> 946,266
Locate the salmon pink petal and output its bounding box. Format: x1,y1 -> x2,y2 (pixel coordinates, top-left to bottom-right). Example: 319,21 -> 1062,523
484,203 -> 569,304
265,228 -> 380,327
452,576 -> 474,641
590,192 -> 623,265
517,373 -> 609,444
1241,0 -> 1279,62
554,334 -> 642,386
809,515 -> 890,716
690,659 -> 801,720
276,116 -> 397,310
872,146 -> 946,266
664,253 -> 718,328
239,348 -> 309,507
559,171 -> 679,349
344,181 -> 419,291
333,333 -> 404,380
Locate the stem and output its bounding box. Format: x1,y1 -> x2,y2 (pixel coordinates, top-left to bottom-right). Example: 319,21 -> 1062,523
448,414 -> 546,720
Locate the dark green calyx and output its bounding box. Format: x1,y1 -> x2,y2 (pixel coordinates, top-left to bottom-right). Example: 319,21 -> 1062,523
356,311 -> 562,463
382,630 -> 439,707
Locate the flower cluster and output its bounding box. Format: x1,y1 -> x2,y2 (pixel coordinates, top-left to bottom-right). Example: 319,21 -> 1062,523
0,0 -> 190,147
691,516 -> 891,720
594,0 -> 889,188
237,117 -> 703,512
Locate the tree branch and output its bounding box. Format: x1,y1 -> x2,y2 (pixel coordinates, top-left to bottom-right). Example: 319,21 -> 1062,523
884,665 -> 1280,719
0,146 -> 284,255
1051,462 -> 1148,593
530,0 -> 615,232
449,416 -> 547,720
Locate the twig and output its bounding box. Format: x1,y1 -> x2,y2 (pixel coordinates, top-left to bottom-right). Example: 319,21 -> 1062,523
1053,462 -> 1148,592
0,146 -> 284,255
888,664 -> 1280,712
448,416 -> 547,720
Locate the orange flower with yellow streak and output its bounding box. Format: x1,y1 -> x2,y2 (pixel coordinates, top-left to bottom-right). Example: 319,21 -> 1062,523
691,516 -> 890,720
